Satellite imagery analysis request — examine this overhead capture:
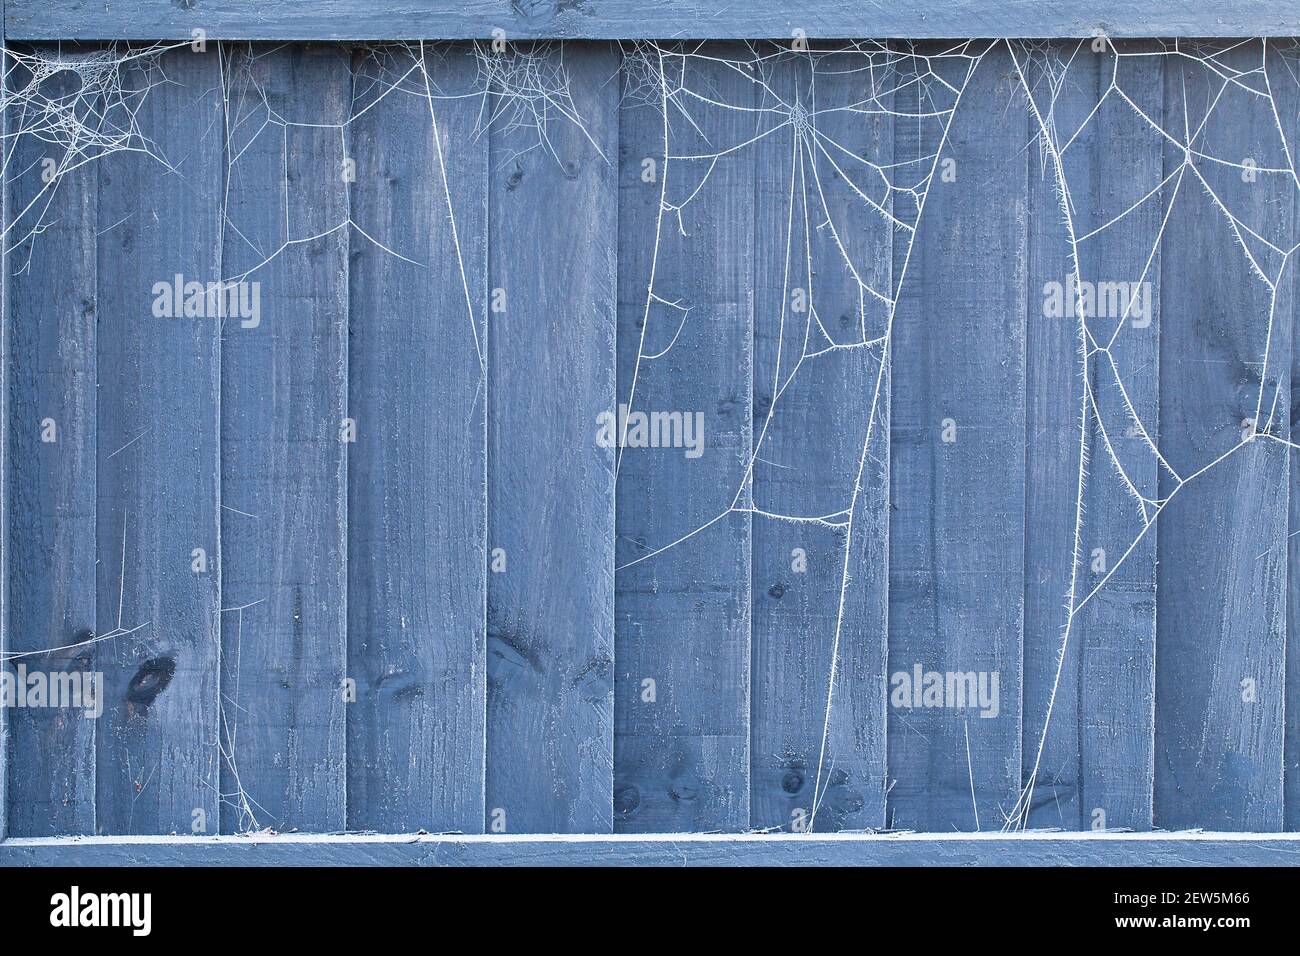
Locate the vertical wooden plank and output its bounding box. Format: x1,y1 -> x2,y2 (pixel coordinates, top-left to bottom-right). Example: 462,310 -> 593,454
616,41 -> 759,832
1021,42 -> 1162,831
219,45 -> 349,833
488,42 -> 617,834
94,48 -> 223,834
1021,42 -> 1091,830
1074,43 -> 1163,831
1291,206 -> 1300,831
887,42 -> 1026,831
2,62 -> 97,836
1282,41 -> 1300,833
1157,40 -> 1291,831
347,44 -> 487,833
749,45 -> 891,832
0,3 -> 8,841
614,43 -> 751,832
6,48 -> 99,836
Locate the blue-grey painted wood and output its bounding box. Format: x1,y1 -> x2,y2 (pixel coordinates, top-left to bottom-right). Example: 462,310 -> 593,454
488,43 -> 617,833
9,1 -> 1300,41
1074,44 -> 1162,832
5,61 -> 97,836
4,832 -> 1300,866
1021,42 -> 1162,831
1019,42 -> 1092,832
1285,43 -> 1300,833
1268,39 -> 1300,834
1156,40 -> 1291,831
0,0 -> 8,842
219,45 -> 350,834
1021,44 -> 1091,830
887,42 -> 1026,831
614,42 -> 752,833
1291,246 -> 1300,831
1291,243 -> 1300,830
346,45 -> 487,833
750,46 -> 890,833
94,48 -> 224,834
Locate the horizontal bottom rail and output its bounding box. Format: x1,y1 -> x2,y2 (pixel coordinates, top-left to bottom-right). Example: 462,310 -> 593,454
2,832 -> 1298,867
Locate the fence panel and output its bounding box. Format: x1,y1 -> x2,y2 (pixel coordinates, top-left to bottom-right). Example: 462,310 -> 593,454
1155,43 -> 1293,831
5,62 -> 97,836
92,48 -> 224,835
345,44 -> 489,835
219,43 -> 351,836
485,43 -> 619,834
3,38 -> 1299,843
614,42 -> 753,834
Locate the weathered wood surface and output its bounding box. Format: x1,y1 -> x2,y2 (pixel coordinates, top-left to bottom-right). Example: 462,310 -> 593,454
8,0 -> 1300,41
4,832 -> 1300,866
346,45 -> 488,834
1021,46 -> 1091,831
1021,42 -> 1162,831
0,0 -> 8,841
749,46 -> 891,833
1291,236 -> 1300,830
93,49 -> 224,835
1155,41 -> 1292,832
614,43 -> 752,833
1274,40 -> 1300,834
219,44 -> 351,835
5,62 -> 97,836
486,44 -> 618,833
1073,44 -> 1163,832
887,43 -> 1027,831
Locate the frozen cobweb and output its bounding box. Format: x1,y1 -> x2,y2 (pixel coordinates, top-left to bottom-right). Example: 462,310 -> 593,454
1,41 -> 186,267
611,37 -> 1300,833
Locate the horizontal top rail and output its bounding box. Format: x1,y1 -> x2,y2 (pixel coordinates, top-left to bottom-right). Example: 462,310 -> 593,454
6,0 -> 1300,42
4,832 -> 1300,866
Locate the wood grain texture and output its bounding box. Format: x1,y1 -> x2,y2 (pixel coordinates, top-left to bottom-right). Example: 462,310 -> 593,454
1275,40 -> 1300,834
1291,231 -> 1300,830
0,0 -> 8,841
1074,44 -> 1162,832
614,43 -> 752,833
346,45 -> 488,833
8,1 -> 1300,41
1022,43 -> 1162,831
887,42 -> 1027,831
749,46 -> 890,832
1019,44 -> 1092,832
487,43 -> 617,834
4,832 -> 1300,867
94,48 -> 224,834
1156,40 -> 1291,831
219,45 -> 350,834
5,60 -> 97,836
1021,44 -> 1091,831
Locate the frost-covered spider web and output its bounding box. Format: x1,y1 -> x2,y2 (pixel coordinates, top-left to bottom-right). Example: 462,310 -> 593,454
611,37 -> 1300,832
2,36 -> 1297,833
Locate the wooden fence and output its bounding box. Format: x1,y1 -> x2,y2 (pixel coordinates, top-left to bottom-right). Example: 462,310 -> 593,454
3,5 -> 1300,866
